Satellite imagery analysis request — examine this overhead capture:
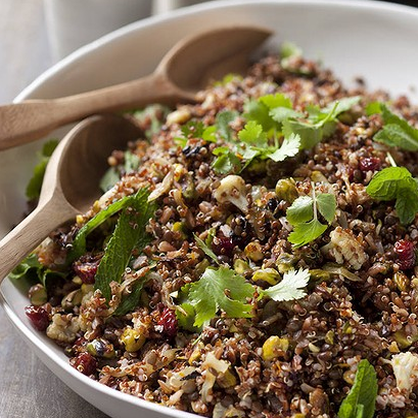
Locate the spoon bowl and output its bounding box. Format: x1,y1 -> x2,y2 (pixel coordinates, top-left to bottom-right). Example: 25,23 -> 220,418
0,25 -> 271,150
0,114 -> 143,283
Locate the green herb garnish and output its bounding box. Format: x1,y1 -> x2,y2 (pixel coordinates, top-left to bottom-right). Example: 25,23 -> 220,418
26,139 -> 59,200
366,166 -> 418,225
194,233 -> 219,264
373,103 -> 418,151
183,266 -> 254,327
9,252 -> 66,290
338,359 -> 378,418
94,188 -> 155,302
100,150 -> 141,192
261,268 -> 310,302
287,186 -> 336,248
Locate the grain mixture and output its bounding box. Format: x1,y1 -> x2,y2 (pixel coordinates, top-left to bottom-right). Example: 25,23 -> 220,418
19,49 -> 418,418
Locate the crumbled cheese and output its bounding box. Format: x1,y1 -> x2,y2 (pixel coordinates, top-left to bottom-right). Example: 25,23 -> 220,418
390,352 -> 418,393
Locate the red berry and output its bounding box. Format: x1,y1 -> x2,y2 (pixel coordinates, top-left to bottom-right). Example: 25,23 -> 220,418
359,157 -> 381,173
158,308 -> 178,338
72,352 -> 97,376
394,239 -> 416,270
212,234 -> 235,257
25,305 -> 50,331
73,254 -> 101,284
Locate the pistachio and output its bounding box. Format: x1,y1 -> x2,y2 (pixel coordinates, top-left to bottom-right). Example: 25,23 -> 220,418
86,338 -> 115,358
262,336 -> 289,361
120,327 -> 146,352
275,178 -> 298,203
394,271 -> 409,292
245,242 -> 264,262
252,268 -> 280,285
276,253 -> 298,273
217,369 -> 237,388
28,284 -> 47,306
233,259 -> 252,275
61,289 -> 83,311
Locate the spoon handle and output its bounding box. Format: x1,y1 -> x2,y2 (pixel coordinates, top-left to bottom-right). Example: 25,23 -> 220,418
0,199 -> 77,284
0,72 -> 187,151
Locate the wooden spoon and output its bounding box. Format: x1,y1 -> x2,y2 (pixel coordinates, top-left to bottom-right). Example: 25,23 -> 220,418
0,114 -> 142,283
0,25 -> 271,150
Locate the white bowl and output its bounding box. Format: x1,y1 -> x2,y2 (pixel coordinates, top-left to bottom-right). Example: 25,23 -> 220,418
2,1 -> 418,417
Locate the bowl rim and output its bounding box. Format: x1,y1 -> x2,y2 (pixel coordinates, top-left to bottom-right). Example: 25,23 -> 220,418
4,0 -> 418,417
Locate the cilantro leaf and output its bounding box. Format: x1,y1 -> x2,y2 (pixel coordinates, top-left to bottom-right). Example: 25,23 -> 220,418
288,219 -> 328,249
286,187 -> 335,248
269,107 -> 303,124
212,148 -> 242,175
26,139 -> 59,200
286,195 -> 314,224
262,268 -> 310,302
176,303 -> 200,332
238,121 -> 268,148
338,359 -> 378,418
366,166 -> 418,225
216,110 -> 239,141
282,119 -> 324,150
244,93 -> 292,132
132,104 -> 171,140
185,266 -> 254,327
316,193 -> 337,223
94,189 -> 155,301
267,133 -> 301,162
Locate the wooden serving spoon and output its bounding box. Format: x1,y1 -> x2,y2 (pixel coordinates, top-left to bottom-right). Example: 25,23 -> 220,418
0,25 -> 271,150
0,114 -> 142,283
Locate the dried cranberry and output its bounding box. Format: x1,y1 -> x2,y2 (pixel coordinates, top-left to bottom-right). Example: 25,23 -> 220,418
72,352 -> 97,376
359,157 -> 381,173
25,305 -> 50,331
212,234 -> 235,257
394,239 -> 416,270
73,254 -> 101,284
158,308 -> 178,338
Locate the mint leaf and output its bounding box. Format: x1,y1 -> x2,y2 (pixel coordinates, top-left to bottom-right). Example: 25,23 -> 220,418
26,139 -> 59,200
286,195 -> 314,225
262,268 -> 310,302
366,166 -> 418,225
267,133 -> 301,162
338,359 -> 378,418
185,266 -> 254,327
94,189 -> 155,301
288,219 -> 328,249
373,104 -> 418,151
69,194 -> 142,263
316,193 -> 337,223
113,276 -> 148,316
194,233 -> 219,264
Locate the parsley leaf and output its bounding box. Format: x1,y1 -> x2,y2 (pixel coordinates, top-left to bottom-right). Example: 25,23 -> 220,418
94,189 -> 155,302
366,166 -> 418,225
338,359 -> 378,418
184,266 -> 254,327
26,139 -> 59,200
373,104 -> 418,151
287,187 -> 336,248
262,268 -> 310,302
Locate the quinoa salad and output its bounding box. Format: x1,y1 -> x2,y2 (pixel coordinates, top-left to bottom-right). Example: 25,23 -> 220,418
14,44 -> 418,418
